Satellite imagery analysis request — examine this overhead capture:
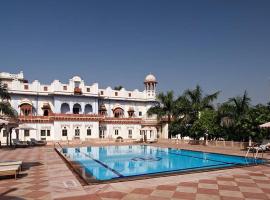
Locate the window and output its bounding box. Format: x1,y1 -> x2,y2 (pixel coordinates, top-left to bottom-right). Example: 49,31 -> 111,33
87,88 -> 90,92
115,129 -> 119,135
75,128 -> 80,137
128,130 -> 132,139
41,130 -> 46,137
99,130 -> 105,138
43,110 -> 49,116
24,130 -> 30,137
3,83 -> 8,88
73,103 -> 81,114
128,93 -> 131,97
47,130 -> 50,136
63,86 -> 67,90
62,128 -> 67,137
139,111 -> 142,116
87,147 -> 91,153
87,128 -> 91,136
24,85 -> 29,90
74,81 -> 80,88
115,92 -> 118,96
100,91 -> 104,95
113,108 -> 124,118
20,104 -> 32,116
44,86 -> 48,91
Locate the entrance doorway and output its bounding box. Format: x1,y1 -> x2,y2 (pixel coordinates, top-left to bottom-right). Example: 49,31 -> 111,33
99,130 -> 105,139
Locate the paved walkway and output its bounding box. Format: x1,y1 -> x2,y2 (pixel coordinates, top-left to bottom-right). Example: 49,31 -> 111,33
0,144 -> 269,200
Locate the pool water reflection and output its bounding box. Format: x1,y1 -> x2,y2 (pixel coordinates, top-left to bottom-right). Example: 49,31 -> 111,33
60,145 -> 264,181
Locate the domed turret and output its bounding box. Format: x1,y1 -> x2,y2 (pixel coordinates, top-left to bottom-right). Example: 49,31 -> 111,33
144,73 -> 157,83
144,73 -> 157,98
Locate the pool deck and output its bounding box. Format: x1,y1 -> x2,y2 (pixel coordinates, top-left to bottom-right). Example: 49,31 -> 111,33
0,142 -> 270,200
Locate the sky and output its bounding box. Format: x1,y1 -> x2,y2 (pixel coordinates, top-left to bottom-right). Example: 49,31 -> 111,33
0,0 -> 270,104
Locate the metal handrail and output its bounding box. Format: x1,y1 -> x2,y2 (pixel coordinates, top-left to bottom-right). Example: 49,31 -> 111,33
54,142 -> 64,151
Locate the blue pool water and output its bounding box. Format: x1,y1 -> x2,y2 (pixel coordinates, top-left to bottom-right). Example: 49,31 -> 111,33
60,145 -> 264,181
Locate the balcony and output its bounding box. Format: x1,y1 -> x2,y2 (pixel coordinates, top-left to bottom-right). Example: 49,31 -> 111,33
74,87 -> 82,95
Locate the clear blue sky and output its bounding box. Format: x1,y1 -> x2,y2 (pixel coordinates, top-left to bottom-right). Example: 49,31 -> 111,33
0,0 -> 270,104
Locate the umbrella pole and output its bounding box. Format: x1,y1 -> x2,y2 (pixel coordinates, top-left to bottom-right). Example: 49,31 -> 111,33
5,125 -> 8,146
9,128 -> 12,147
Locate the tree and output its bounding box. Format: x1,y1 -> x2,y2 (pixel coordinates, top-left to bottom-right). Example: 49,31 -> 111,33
241,104 -> 270,142
114,85 -> 123,90
218,91 -> 251,141
147,91 -> 175,138
183,85 -> 220,121
0,81 -> 18,146
191,110 -> 221,140
0,82 -> 17,118
228,90 -> 250,120
181,85 -> 220,139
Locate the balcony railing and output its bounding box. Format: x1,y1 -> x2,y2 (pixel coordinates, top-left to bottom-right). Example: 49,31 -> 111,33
18,114 -> 144,123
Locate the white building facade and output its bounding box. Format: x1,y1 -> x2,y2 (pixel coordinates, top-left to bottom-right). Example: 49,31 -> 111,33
0,71 -> 168,144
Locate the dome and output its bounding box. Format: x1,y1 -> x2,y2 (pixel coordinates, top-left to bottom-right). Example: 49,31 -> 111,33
72,76 -> 82,82
144,73 -> 157,83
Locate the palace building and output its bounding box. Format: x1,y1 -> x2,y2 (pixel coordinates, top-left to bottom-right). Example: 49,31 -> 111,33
0,71 -> 168,144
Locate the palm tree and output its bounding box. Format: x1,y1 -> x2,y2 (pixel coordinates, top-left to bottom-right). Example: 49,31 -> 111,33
147,91 -> 175,138
228,90 -> 250,119
218,91 -> 251,141
0,81 -> 17,118
183,85 -> 220,121
0,81 -> 18,146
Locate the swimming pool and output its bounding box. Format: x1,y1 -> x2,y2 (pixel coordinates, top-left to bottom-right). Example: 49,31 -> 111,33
59,145 -> 264,182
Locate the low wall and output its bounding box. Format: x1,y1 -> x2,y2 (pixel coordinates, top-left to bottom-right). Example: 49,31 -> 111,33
50,138 -> 137,146
158,139 -> 249,150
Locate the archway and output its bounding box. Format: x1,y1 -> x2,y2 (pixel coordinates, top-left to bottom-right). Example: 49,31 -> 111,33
73,103 -> 82,114
43,110 -> 49,116
113,107 -> 124,118
61,103 -> 70,114
84,104 -> 93,114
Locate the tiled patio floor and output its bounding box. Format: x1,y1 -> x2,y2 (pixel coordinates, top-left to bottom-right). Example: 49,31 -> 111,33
0,143 -> 270,200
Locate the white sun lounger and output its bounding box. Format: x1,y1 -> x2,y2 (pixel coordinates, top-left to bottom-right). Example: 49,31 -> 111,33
0,165 -> 20,179
0,161 -> 22,171
147,138 -> 158,143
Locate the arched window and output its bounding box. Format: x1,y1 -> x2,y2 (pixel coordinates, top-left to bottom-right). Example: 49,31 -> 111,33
42,103 -> 51,116
84,104 -> 93,114
73,103 -> 81,114
75,127 -> 80,138
127,107 -> 135,118
20,104 -> 33,116
62,127 -> 68,137
113,107 -> 124,118
61,103 -> 70,114
43,110 -> 49,116
87,127 -> 91,136
99,104 -> 107,115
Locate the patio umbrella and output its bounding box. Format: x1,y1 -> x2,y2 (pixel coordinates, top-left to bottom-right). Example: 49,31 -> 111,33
15,124 -> 37,141
259,122 -> 270,128
15,124 -> 37,130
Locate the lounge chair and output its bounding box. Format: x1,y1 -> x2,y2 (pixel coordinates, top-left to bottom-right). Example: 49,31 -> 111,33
146,138 -> 158,143
0,165 -> 20,179
30,138 -> 47,146
0,161 -> 22,172
12,139 -> 29,148
246,140 -> 270,158
247,140 -> 270,152
134,138 -> 143,143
